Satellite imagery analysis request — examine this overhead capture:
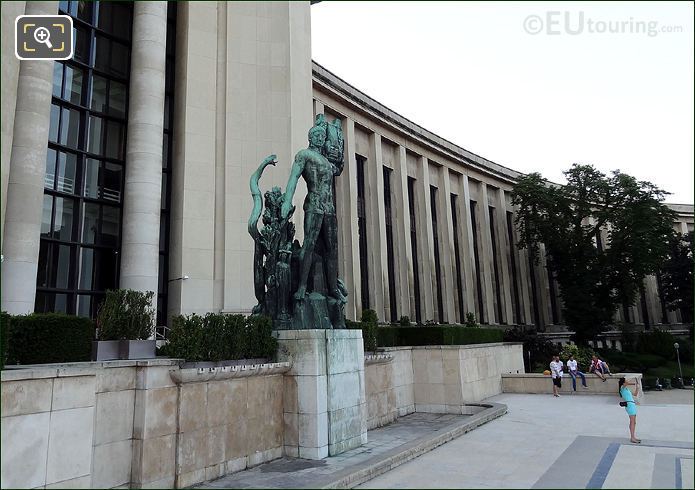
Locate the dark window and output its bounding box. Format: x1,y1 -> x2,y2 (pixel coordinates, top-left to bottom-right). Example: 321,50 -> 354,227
639,285 -> 650,328
38,1 -> 133,317
656,271 -> 669,324
408,177 -> 421,324
528,253 -> 541,328
451,194 -> 465,323
622,304 -> 633,324
595,228 -> 603,253
356,155 -> 369,311
506,212 -> 521,325
383,167 -> 397,322
430,186 -> 444,323
489,207 -> 503,324
470,200 -> 484,323
157,2 -> 177,326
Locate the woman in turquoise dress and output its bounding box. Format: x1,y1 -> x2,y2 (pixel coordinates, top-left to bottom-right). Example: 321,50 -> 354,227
619,377 -> 641,443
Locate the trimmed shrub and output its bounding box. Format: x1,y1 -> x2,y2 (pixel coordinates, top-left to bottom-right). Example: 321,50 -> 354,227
464,312 -> 480,328
1,311 -> 10,369
161,313 -> 276,362
399,316 -> 411,326
560,344 -> 595,371
6,313 -> 94,365
97,289 -> 155,341
360,309 -> 379,353
378,325 -> 503,348
636,329 -> 677,360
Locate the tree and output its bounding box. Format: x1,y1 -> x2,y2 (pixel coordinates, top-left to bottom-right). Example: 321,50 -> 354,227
660,232 -> 693,323
511,164 -> 676,344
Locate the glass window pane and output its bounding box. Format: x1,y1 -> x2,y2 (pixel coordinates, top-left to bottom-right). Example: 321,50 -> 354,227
96,1 -> 113,34
52,62 -> 64,98
90,75 -> 107,113
159,214 -> 167,252
34,292 -> 51,313
163,97 -> 170,131
94,35 -> 110,73
82,202 -> 99,244
52,197 -> 75,241
160,173 -> 167,210
68,1 -> 78,16
45,148 -> 57,190
110,41 -> 128,78
83,158 -> 100,199
56,151 -> 77,194
41,195 -> 53,237
111,3 -> 132,40
162,134 -> 168,169
105,120 -> 124,160
95,249 -> 117,290
88,116 -> 103,155
75,0 -> 93,22
54,293 -> 70,313
102,162 -> 122,202
59,1 -> 69,13
158,255 -> 166,293
37,241 -> 50,287
49,104 -> 60,143
78,247 -> 95,290
77,294 -> 92,317
59,107 -> 80,149
100,206 -> 120,246
52,244 -> 73,289
109,81 -> 126,117
73,26 -> 90,64
64,65 -> 84,105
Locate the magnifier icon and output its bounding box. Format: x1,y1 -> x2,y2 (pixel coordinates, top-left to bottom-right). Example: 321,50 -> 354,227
33,27 -> 53,49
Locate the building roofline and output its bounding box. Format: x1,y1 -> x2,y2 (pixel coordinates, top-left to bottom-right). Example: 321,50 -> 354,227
311,60 -> 693,210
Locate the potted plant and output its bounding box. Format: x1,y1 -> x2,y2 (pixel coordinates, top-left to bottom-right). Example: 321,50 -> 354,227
92,289 -> 156,360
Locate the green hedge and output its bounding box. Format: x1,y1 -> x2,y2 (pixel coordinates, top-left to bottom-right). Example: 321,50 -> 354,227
160,313 -> 277,362
5,313 -> 94,365
1,311 -> 10,369
381,326 -> 503,347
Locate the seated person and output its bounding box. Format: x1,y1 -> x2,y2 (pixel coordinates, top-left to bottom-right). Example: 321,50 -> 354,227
589,355 -> 612,381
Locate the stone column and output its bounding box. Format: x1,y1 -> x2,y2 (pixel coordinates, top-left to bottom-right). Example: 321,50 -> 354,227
1,0 -> 57,314
339,118 -> 362,320
213,1 -> 227,312
119,2 -> 168,301
366,133 -> 387,321
536,244 -> 553,327
478,183 -> 496,324
460,175 -> 479,320
438,167 -> 457,323
1,1 -> 27,246
393,146 -> 413,320
415,157 -> 435,323
494,189 -> 514,324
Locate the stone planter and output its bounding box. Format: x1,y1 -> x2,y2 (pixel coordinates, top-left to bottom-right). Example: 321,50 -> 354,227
91,340 -> 121,361
119,339 -> 156,360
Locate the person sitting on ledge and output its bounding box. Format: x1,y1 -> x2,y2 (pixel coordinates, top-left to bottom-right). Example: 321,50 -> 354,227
567,354 -> 589,391
589,355 -> 612,381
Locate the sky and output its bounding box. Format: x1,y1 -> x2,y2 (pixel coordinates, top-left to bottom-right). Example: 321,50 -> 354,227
311,1 -> 694,204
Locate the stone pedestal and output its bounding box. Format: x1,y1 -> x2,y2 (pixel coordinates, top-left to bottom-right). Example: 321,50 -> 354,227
277,330 -> 367,460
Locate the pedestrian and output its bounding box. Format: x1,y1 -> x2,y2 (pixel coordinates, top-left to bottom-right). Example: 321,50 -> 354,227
618,377 -> 641,443
549,355 -> 564,397
589,355 -> 611,381
567,354 -> 588,391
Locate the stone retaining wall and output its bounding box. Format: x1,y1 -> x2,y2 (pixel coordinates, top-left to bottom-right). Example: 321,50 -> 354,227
502,372 -> 643,395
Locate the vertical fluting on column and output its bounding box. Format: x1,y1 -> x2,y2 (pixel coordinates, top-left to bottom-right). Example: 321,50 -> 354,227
460,174 -> 480,320
341,118 -> 362,320
213,1 -> 227,312
415,156 -> 435,323
119,2 -> 168,300
438,167 -> 457,323
1,1 -> 57,314
495,188 -> 514,324
366,132 -> 387,321
393,146 -> 413,320
478,182 -> 496,324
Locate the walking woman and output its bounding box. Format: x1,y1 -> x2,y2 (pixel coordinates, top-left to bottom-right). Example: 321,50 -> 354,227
619,377 -> 641,443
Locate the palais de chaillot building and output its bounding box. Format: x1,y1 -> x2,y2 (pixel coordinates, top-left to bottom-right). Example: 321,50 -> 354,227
1,1 -> 692,342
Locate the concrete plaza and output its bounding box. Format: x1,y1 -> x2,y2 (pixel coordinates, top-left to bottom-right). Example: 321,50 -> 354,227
359,390 -> 694,489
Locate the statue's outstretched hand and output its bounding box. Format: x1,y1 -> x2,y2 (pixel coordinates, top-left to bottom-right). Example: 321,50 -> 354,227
262,154 -> 278,167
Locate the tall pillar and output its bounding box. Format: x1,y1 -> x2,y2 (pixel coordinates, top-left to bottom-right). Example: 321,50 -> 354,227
393,146 -> 413,320
366,133 -> 387,321
478,183 -> 496,324
415,157 -> 435,323
339,118 -> 362,320
1,1 -> 57,314
460,175 -> 479,319
438,167 -> 457,323
213,1 -> 227,312
536,244 -> 553,327
494,189 -> 514,324
119,2 -> 168,301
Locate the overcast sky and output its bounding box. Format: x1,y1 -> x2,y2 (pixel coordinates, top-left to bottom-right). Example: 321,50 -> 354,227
311,1 -> 694,204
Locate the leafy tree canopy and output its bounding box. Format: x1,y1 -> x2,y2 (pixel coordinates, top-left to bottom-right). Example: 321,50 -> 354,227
660,231 -> 694,323
511,164 -> 676,343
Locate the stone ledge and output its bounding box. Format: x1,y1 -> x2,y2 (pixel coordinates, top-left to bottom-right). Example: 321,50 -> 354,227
312,402 -> 508,489
364,354 -> 393,366
502,372 -> 643,395
169,362 -> 292,384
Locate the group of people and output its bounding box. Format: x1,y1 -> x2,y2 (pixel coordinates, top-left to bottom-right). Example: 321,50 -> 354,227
548,354 -> 613,396
548,353 -> 642,443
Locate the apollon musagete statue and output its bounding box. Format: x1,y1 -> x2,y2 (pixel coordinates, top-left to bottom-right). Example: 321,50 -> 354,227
248,114 -> 347,329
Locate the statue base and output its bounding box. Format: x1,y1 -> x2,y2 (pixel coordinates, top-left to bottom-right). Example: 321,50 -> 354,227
276,329 -> 367,459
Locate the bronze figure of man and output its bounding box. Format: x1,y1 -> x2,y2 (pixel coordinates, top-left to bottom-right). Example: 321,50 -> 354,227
281,114 -> 345,305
